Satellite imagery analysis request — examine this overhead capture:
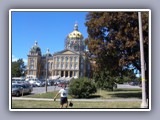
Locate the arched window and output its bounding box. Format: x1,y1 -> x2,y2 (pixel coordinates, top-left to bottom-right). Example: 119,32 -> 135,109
70,57 -> 72,62
65,57 -> 68,62
61,57 -> 64,62
30,58 -> 34,65
57,57 -> 60,62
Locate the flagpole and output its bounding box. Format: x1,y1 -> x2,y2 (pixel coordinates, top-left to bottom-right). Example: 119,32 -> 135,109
138,12 -> 148,108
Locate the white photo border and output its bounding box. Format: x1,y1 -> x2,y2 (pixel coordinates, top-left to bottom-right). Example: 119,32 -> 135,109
9,9 -> 151,111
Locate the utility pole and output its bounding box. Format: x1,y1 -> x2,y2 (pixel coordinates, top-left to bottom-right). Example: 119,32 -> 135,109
138,12 -> 148,108
45,49 -> 48,93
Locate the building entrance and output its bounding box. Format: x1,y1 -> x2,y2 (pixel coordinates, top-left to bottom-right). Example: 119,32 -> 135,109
70,71 -> 72,77
61,71 -> 64,77
65,71 -> 68,77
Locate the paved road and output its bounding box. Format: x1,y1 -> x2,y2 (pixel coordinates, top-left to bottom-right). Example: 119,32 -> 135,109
117,84 -> 141,89
31,85 -> 61,95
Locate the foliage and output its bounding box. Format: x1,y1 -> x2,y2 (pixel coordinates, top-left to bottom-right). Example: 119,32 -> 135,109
68,77 -> 97,98
85,12 -> 149,97
85,12 -> 149,76
93,68 -> 116,91
12,59 -> 25,77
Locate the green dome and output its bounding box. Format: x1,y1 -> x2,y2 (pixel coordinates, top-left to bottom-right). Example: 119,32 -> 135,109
30,41 -> 41,52
43,48 -> 52,57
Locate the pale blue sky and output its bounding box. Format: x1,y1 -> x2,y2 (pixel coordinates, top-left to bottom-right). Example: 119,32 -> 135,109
12,11 -> 88,64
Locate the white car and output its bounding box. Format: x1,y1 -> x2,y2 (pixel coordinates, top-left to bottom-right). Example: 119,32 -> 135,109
35,80 -> 43,87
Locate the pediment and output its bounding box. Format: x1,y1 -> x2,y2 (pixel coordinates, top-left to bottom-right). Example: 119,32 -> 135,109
62,50 -> 75,55
54,49 -> 79,55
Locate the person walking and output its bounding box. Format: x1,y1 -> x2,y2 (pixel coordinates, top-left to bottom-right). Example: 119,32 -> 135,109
53,85 -> 68,108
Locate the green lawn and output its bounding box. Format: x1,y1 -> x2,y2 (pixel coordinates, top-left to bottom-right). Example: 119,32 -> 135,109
12,88 -> 142,109
25,88 -> 142,99
12,100 -> 141,108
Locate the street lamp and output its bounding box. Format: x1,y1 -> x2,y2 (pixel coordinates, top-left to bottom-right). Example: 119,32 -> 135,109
138,12 -> 148,108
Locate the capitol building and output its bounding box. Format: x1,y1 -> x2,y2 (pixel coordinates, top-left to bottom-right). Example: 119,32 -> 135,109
26,23 -> 91,80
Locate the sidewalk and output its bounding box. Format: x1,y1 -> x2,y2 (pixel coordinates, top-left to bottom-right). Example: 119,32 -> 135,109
12,97 -> 141,102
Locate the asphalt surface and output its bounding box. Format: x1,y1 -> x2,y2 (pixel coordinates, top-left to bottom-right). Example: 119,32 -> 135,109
31,85 -> 61,94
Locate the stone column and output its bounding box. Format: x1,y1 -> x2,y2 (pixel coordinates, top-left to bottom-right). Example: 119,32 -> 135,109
68,71 -> 70,77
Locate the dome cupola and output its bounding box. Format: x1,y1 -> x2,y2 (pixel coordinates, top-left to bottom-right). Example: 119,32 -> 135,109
29,41 -> 41,56
67,23 -> 83,39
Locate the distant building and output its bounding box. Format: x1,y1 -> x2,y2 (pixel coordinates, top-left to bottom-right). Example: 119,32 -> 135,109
26,23 -> 91,80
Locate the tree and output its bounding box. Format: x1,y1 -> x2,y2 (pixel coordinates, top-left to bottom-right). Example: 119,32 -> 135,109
93,68 -> 116,91
69,77 -> 97,98
12,59 -> 25,77
85,12 -> 149,97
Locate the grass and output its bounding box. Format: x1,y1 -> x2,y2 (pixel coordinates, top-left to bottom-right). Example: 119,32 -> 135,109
25,88 -> 142,99
12,100 -> 141,108
96,88 -> 142,99
12,88 -> 142,109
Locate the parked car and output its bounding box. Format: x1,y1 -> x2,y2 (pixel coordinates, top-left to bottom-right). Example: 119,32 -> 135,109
39,79 -> 46,86
12,83 -> 33,97
47,80 -> 54,86
58,82 -> 67,87
28,79 -> 37,87
35,80 -> 43,87
129,81 -> 140,86
53,80 -> 61,86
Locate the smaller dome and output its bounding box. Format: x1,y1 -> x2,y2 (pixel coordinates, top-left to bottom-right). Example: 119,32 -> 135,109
43,48 -> 52,57
30,41 -> 41,52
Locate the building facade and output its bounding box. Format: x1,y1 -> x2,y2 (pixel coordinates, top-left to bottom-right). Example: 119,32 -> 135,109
26,23 -> 91,80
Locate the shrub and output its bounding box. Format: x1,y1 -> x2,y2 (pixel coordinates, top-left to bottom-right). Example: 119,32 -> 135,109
68,77 -> 97,98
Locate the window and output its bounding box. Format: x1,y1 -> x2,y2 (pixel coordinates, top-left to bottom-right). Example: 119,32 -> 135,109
70,57 -> 72,62
66,63 -> 68,69
62,63 -> 64,69
30,59 -> 34,65
61,57 -> 64,62
88,64 -> 90,70
29,71 -> 33,75
81,64 -> 83,69
30,65 -> 34,69
70,64 -> 72,69
74,57 -> 76,62
57,63 -> 59,69
57,57 -> 60,62
74,57 -> 78,62
65,57 -> 68,62
75,63 -> 78,69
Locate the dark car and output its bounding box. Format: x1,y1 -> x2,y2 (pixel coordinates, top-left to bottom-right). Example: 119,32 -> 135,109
47,80 -> 54,86
12,83 -> 33,97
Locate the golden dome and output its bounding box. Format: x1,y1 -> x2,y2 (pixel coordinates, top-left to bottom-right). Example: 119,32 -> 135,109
68,23 -> 83,39
68,30 -> 83,39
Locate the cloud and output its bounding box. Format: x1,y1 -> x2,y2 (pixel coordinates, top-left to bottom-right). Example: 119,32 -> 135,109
12,55 -> 18,62
12,54 -> 27,65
